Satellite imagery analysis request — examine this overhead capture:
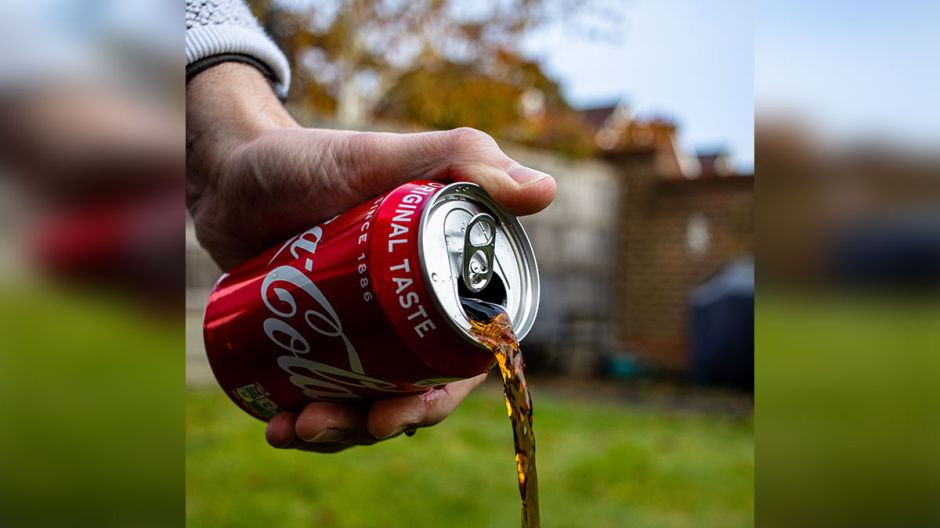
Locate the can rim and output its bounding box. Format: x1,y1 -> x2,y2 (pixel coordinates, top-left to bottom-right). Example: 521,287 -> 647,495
417,182 -> 540,347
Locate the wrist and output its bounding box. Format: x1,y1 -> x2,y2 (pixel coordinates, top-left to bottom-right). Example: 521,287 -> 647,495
186,62 -> 298,171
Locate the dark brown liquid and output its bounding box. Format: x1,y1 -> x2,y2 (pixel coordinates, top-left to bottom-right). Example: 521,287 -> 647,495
462,298 -> 540,528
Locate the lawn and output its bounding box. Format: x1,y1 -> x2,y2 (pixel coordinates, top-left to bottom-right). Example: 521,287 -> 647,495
0,285 -> 183,526
187,382 -> 753,527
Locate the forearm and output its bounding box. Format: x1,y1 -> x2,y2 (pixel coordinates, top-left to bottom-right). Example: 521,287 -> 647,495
186,63 -> 298,196
187,63 -> 297,154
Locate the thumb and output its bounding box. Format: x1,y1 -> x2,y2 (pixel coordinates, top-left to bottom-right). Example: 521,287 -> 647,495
342,127 -> 556,216
199,127 -> 555,269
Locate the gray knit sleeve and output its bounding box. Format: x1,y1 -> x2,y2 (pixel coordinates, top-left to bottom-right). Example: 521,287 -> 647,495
185,0 -> 290,98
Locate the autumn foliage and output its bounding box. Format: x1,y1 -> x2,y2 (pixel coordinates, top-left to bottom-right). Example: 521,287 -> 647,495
249,0 -> 610,157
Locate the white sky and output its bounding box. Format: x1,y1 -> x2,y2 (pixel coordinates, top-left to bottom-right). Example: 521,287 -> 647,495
522,0 -> 754,170
756,1 -> 940,150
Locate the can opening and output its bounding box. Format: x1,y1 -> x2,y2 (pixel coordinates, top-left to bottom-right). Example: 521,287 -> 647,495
458,272 -> 507,313
420,182 -> 538,342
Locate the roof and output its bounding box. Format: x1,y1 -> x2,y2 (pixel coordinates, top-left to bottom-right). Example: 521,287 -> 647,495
578,104 -> 620,131
696,150 -> 735,178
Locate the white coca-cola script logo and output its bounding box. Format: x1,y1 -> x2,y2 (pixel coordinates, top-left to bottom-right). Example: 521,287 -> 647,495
260,226 -> 397,400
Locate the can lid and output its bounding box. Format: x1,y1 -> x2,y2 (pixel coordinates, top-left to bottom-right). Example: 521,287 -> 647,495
419,182 -> 540,343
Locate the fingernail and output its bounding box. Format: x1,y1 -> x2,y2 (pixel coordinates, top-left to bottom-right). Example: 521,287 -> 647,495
307,427 -> 345,443
507,165 -> 552,187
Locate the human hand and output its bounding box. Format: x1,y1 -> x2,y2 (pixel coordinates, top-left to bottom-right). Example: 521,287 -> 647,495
262,374 -> 489,452
186,63 -> 555,452
187,63 -> 555,269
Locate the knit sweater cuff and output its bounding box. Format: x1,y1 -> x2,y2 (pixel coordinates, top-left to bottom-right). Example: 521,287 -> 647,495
185,24 -> 290,99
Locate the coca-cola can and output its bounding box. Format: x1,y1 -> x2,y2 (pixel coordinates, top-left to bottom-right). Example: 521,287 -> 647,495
203,180 -> 539,421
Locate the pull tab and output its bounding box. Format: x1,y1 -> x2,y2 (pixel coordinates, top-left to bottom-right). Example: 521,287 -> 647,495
461,213 -> 497,293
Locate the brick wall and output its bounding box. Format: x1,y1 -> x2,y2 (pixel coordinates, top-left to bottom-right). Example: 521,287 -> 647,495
613,153 -> 753,371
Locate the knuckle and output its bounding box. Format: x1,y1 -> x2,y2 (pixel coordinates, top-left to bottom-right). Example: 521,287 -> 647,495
421,395 -> 450,427
447,127 -> 495,150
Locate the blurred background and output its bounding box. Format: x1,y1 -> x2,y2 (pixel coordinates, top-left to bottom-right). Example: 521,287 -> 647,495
185,0 -> 754,527
15,1 -> 939,527
756,2 -> 940,527
0,1 -> 183,527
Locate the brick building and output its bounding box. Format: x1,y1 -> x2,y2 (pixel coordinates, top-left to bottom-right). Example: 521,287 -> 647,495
586,102 -> 754,372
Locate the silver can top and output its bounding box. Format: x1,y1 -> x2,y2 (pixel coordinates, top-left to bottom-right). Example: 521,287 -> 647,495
419,182 -> 540,343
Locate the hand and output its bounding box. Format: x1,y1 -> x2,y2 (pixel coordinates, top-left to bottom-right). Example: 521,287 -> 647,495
187,63 -> 555,452
263,374 -> 489,452
187,63 -> 555,270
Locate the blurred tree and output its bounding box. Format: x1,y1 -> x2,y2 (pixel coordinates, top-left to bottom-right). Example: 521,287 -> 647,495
249,0 -> 618,155
375,52 -> 595,156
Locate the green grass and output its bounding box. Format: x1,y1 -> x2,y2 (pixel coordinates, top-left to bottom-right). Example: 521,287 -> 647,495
0,284 -> 183,526
756,294 -> 940,527
187,384 -> 753,527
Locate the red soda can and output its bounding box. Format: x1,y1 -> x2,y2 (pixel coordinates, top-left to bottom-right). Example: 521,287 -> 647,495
203,180 -> 539,421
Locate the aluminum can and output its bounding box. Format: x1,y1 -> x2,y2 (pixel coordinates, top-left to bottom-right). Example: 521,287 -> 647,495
203,180 -> 539,421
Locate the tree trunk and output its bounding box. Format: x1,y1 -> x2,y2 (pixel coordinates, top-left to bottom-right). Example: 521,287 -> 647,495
336,74 -> 365,126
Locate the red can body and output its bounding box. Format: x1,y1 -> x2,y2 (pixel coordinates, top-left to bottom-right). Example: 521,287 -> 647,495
204,181 -> 496,421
